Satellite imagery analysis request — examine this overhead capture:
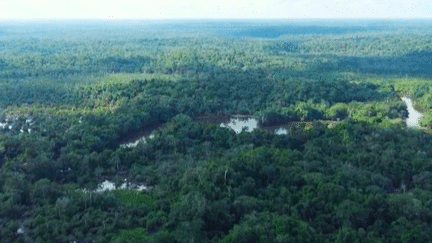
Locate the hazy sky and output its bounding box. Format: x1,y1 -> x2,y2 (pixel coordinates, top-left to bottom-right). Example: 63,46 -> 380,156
0,0 -> 431,19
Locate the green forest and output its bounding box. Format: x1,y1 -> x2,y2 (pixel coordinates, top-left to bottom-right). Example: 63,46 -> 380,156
1,20 -> 432,242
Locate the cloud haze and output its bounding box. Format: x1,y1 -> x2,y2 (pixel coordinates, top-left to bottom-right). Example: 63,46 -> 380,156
0,0 -> 431,19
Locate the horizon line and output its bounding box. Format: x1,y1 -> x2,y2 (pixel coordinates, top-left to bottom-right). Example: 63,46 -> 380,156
1,17 -> 432,21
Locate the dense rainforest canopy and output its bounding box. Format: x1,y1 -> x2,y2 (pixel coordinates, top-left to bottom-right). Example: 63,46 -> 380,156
1,19 -> 432,243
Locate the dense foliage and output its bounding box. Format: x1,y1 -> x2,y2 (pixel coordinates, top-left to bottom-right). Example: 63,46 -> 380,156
1,19 -> 432,243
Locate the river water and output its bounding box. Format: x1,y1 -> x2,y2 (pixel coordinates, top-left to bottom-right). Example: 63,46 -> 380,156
400,97 -> 423,127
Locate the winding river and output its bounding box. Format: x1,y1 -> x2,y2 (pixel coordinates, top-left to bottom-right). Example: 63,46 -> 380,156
0,97 -> 425,149
1,97 -> 425,195
119,97 -> 425,148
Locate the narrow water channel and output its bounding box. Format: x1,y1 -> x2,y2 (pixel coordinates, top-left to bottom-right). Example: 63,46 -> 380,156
119,97 -> 425,148
119,114 -> 294,148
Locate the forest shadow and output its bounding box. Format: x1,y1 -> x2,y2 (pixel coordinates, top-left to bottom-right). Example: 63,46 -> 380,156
265,41 -> 300,54
0,68 -> 85,79
0,83 -> 79,107
137,37 -> 202,47
217,25 -> 392,39
271,67 -> 387,104
336,50 -> 432,78
155,61 -> 390,108
100,56 -> 150,73
1,56 -> 152,80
